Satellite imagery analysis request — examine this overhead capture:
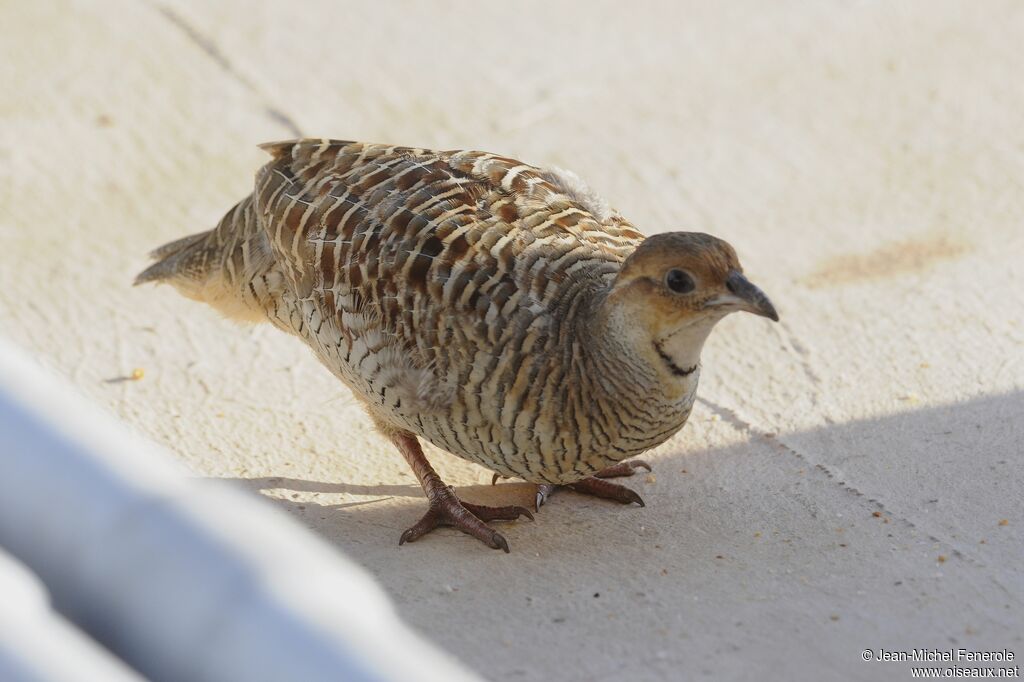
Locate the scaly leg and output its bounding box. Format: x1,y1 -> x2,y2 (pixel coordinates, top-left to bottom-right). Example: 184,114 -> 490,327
393,431 -> 532,552
534,460 -> 651,511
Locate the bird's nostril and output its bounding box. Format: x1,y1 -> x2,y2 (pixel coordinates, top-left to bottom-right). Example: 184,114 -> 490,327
726,279 -> 738,294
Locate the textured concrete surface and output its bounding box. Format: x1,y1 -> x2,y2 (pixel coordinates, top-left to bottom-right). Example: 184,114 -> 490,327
2,1 -> 1022,680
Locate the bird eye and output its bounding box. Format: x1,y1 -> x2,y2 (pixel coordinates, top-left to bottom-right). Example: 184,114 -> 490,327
665,269 -> 695,294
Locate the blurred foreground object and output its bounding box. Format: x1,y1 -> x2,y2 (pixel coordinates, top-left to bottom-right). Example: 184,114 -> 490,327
0,337 -> 479,682
0,549 -> 142,681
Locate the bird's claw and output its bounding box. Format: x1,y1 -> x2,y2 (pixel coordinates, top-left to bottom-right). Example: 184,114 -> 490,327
535,483 -> 557,512
534,461 -> 650,511
568,477 -> 646,506
398,492 -> 530,552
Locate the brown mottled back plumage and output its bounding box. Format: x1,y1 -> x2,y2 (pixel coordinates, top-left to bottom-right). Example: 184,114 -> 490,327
138,139 -> 778,549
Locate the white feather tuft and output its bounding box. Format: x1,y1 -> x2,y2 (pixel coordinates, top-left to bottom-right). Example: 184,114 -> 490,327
540,166 -> 614,222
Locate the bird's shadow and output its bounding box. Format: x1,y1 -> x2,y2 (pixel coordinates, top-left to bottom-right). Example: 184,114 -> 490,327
230,475 -> 421,500
223,475 -> 540,513
211,394 -> 1024,682
213,390 -> 1024,576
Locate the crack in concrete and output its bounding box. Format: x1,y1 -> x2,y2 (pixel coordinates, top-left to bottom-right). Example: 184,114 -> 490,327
695,396 -> 990,571
152,3 -> 303,138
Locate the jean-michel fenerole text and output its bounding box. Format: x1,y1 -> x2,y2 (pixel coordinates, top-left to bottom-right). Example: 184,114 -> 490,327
872,649 -> 1015,663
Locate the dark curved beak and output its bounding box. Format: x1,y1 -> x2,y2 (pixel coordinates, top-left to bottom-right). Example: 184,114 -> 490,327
724,271 -> 779,321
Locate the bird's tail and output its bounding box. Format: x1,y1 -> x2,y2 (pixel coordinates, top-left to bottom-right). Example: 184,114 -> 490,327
134,231 -> 213,286
134,195 -> 273,322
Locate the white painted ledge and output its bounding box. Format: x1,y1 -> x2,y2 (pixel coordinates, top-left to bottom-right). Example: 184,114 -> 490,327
0,337 -> 479,682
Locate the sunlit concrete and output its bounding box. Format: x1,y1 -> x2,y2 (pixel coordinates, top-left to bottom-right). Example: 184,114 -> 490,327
1,2 -> 1021,679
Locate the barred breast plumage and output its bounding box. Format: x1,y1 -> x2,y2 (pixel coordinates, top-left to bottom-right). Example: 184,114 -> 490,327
137,138 -> 779,551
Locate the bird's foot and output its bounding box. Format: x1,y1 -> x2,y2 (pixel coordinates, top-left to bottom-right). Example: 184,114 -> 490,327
399,485 -> 533,553
534,460 -> 650,511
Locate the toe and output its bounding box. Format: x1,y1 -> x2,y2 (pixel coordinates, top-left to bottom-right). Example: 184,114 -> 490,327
624,489 -> 646,507
491,532 -> 510,553
461,502 -> 534,522
398,508 -> 442,546
567,477 -> 646,506
535,483 -> 558,512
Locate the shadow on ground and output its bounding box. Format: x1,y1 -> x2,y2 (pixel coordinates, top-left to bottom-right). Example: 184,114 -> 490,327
219,392 -> 1022,682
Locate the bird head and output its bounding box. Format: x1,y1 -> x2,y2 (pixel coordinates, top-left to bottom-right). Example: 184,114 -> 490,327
604,232 -> 778,380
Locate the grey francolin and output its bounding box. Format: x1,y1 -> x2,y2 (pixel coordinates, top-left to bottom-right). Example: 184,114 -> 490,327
136,139 -> 778,552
